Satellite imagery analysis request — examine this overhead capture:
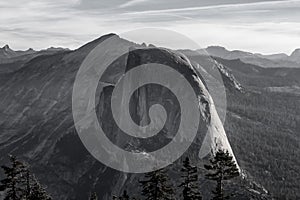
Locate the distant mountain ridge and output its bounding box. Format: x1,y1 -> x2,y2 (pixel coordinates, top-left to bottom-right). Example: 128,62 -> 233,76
0,44 -> 71,73
0,44 -> 38,59
2,43 -> 299,68
0,44 -> 69,60
200,46 -> 300,68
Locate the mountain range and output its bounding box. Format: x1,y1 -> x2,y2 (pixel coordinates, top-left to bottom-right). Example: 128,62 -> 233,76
0,44 -> 69,73
0,35 -> 299,199
199,46 -> 300,68
1,43 -> 300,70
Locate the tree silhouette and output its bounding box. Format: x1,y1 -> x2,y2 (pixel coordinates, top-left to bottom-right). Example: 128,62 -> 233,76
0,155 -> 27,200
204,149 -> 239,200
0,155 -> 52,200
27,175 -> 51,200
179,157 -> 202,200
139,168 -> 174,200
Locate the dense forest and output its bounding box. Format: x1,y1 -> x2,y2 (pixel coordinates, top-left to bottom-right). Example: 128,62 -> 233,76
225,90 -> 300,199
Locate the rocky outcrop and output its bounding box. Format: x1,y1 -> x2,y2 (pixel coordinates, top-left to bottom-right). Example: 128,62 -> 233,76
0,34 -> 268,199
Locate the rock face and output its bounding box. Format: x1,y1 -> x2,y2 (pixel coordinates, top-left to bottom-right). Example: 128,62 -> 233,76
0,34 -> 265,199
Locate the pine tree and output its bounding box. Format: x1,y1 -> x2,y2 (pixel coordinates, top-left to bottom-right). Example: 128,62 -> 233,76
0,155 -> 27,200
24,169 -> 31,198
179,157 -> 202,200
89,192 -> 98,200
27,175 -> 52,200
0,155 -> 52,200
204,149 -> 240,200
139,168 -> 174,200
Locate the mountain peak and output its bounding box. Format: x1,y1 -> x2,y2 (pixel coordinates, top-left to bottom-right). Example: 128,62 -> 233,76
291,48 -> 300,55
76,33 -> 118,51
2,44 -> 11,51
289,48 -> 300,63
0,44 -> 17,59
206,46 -> 228,50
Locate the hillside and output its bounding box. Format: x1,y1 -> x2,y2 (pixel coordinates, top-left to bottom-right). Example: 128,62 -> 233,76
0,34 -> 267,199
213,57 -> 300,199
0,35 -> 299,199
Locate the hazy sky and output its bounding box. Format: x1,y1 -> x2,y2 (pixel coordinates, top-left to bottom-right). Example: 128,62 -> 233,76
0,0 -> 300,54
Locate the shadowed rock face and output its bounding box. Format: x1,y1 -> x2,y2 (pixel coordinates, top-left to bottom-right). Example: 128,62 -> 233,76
0,34 -> 259,200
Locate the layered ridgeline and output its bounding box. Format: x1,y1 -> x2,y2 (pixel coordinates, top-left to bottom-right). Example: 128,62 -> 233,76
0,44 -> 69,73
201,46 -> 300,68
0,34 -> 276,199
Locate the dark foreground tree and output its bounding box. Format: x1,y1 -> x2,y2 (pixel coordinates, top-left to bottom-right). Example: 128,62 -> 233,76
27,175 -> 52,200
0,155 -> 51,200
0,155 -> 27,200
204,149 -> 240,200
139,168 -> 174,200
179,157 -> 202,200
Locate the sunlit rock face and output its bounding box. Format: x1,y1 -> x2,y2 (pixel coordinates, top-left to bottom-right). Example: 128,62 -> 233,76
0,34 -> 241,200
102,46 -> 237,153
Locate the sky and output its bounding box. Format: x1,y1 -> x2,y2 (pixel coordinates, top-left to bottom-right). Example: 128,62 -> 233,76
0,0 -> 300,54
